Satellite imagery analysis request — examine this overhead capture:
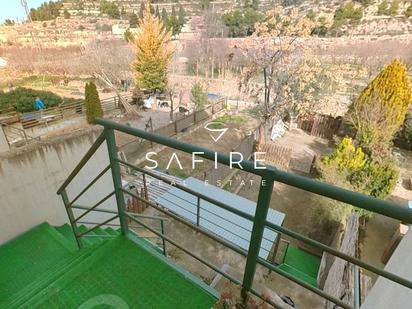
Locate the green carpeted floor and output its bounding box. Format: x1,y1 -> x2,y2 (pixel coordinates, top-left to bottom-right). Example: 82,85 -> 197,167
0,223 -> 217,309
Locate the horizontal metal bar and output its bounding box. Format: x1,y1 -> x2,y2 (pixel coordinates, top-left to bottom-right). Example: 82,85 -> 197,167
97,118 -> 412,223
268,168 -> 412,223
77,221 -> 146,232
124,187 -> 410,304
124,212 -> 243,284
151,181 -> 274,243
264,220 -> 412,290
77,221 -> 120,227
121,188 -> 248,258
124,211 -> 168,222
73,191 -> 115,222
77,215 -> 119,238
72,205 -> 117,215
68,165 -> 111,207
125,212 -> 322,309
249,288 -> 289,309
147,189 -> 272,247
118,160 -> 256,221
97,118 -> 267,176
82,235 -> 116,239
257,257 -> 352,309
57,131 -> 106,194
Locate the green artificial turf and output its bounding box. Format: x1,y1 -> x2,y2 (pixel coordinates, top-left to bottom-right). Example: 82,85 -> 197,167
279,245 -> 321,287
0,223 -> 216,309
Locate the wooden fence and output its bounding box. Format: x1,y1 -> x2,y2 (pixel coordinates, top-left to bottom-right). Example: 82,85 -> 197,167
120,98 -> 227,160
259,142 -> 292,170
297,114 -> 342,139
203,133 -> 256,186
0,95 -> 126,129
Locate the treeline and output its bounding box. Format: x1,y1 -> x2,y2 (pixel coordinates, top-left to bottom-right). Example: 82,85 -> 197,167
221,0 -> 262,38
127,3 -> 186,36
30,1 -> 63,21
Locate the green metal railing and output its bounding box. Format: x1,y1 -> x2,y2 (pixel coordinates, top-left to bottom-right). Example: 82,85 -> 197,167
57,118 -> 412,309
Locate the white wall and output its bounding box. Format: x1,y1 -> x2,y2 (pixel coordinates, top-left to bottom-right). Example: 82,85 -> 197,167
0,128 -> 119,245
361,230 -> 412,309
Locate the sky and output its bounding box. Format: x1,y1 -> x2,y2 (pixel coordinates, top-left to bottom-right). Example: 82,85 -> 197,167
0,0 -> 45,22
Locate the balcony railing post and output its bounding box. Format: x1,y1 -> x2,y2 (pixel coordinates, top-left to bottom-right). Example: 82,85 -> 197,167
242,178 -> 274,299
105,128 -> 129,235
354,265 -> 361,309
61,189 -> 83,249
160,219 -> 167,256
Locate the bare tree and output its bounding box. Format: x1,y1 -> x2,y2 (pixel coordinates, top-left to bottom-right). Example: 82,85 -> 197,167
82,39 -> 138,114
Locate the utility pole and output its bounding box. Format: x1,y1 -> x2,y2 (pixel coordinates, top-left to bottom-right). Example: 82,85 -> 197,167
20,0 -> 46,89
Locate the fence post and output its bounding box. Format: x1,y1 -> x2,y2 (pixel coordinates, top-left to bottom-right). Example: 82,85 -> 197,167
242,178 -> 274,299
105,128 -> 129,236
161,219 -> 167,256
196,196 -> 200,226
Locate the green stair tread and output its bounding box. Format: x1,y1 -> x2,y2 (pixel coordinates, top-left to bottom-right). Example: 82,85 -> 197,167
105,227 -> 120,236
0,223 -> 76,305
56,224 -> 118,248
91,227 -> 111,238
77,225 -> 96,246
4,242 -> 106,309
283,245 -> 321,279
22,236 -> 216,309
55,224 -> 77,249
278,264 -> 318,287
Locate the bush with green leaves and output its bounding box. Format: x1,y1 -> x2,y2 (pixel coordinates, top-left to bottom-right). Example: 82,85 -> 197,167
333,3 -> 363,28
349,59 -> 412,159
405,5 -> 412,18
323,137 -> 366,172
85,82 -> 103,124
222,8 -> 263,38
377,0 -> 398,16
100,0 -> 120,19
350,159 -> 398,200
0,87 -> 74,113
317,137 -> 398,218
30,1 -> 62,21
190,83 -> 208,110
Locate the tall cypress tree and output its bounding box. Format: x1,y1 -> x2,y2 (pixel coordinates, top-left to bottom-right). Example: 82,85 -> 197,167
85,82 -> 103,124
139,2 -> 144,20
178,4 -> 185,26
171,5 -> 176,19
161,8 -> 168,22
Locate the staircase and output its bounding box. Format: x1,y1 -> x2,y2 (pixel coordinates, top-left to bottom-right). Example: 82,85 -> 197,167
55,223 -> 120,248
0,223 -> 216,309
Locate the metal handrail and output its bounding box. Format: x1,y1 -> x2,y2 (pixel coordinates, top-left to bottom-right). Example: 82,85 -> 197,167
95,118 -> 412,223
57,131 -> 106,194
1,122 -> 40,146
56,118 -> 412,309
